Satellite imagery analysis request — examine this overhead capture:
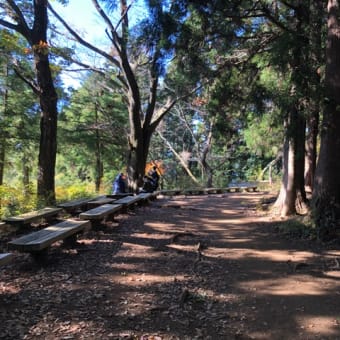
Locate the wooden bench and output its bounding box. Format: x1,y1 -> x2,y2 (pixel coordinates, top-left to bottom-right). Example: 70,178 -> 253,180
3,207 -> 62,227
225,186 -> 242,193
114,195 -> 144,211
237,182 -> 258,192
106,193 -> 133,199
204,188 -> 223,194
57,197 -> 94,214
79,204 -> 122,226
225,183 -> 258,193
243,185 -> 257,192
137,192 -> 155,204
0,253 -> 13,266
87,197 -> 116,209
242,183 -> 258,192
8,219 -> 91,260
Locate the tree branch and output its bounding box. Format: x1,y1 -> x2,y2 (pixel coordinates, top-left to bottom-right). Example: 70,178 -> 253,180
157,130 -> 200,184
1,0 -> 31,40
47,1 -> 121,69
13,65 -> 39,95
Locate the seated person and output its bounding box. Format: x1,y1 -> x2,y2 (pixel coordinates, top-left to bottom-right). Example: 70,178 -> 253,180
142,166 -> 159,192
112,173 -> 126,194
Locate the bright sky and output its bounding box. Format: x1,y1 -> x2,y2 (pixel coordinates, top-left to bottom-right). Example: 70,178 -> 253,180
52,0 -> 108,43
50,0 -> 147,89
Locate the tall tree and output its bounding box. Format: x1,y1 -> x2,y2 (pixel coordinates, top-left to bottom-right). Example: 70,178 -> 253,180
258,1 -> 310,216
304,0 -> 325,192
49,0 -> 192,192
312,0 -> 340,240
0,0 -> 58,204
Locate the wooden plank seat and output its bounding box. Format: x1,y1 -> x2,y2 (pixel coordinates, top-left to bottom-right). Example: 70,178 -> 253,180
204,188 -> 223,194
3,207 -> 62,227
8,219 -> 91,258
225,186 -> 242,193
57,197 -> 95,214
237,182 -> 258,192
87,197 -> 116,209
241,182 -> 258,192
113,195 -> 145,212
243,185 -> 257,192
149,191 -> 159,200
79,204 -> 122,225
137,192 -> 154,204
106,193 -> 133,199
225,183 -> 258,193
0,253 -> 13,266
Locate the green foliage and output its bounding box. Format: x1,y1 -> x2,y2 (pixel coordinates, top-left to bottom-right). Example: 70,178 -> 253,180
0,184 -> 37,218
55,182 -> 96,202
243,113 -> 282,159
57,73 -> 128,189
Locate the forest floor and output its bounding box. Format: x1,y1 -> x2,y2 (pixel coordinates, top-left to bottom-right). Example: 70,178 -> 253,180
1,191 -> 340,339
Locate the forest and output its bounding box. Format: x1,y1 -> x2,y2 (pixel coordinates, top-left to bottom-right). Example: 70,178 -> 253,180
0,0 -> 339,241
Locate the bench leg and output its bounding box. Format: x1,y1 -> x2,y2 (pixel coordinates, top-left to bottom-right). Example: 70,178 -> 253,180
30,249 -> 49,264
107,213 -> 117,222
90,219 -> 104,229
63,234 -> 78,247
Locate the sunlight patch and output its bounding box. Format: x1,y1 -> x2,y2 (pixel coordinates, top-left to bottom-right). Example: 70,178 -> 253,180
205,248 -> 315,262
238,278 -> 333,296
297,316 -> 340,337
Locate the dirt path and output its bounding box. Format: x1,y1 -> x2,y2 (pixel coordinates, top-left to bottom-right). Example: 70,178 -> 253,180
1,192 -> 340,339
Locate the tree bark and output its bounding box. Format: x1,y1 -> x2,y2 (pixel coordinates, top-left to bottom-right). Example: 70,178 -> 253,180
34,0 -> 58,205
304,113 -> 319,192
0,62 -> 9,186
273,3 -> 308,216
274,95 -> 307,217
0,0 -> 58,205
312,0 -> 340,240
304,0 -> 324,193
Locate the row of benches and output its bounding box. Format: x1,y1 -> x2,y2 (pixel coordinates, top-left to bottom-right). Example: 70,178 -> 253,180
160,183 -> 258,196
0,192 -> 157,264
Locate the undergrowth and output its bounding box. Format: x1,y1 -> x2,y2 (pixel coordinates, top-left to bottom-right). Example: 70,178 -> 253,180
0,183 -> 98,219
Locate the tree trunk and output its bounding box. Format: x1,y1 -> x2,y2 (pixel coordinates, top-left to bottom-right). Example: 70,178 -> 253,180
294,111 -> 308,213
312,0 -> 340,240
126,109 -> 147,192
274,119 -> 295,216
94,140 -> 103,193
274,105 -> 307,217
201,118 -> 214,188
304,0 -> 323,193
23,153 -> 31,197
94,102 -> 103,193
274,3 -> 309,217
0,146 -> 4,186
0,62 -> 9,186
304,113 -> 319,192
34,0 -> 58,205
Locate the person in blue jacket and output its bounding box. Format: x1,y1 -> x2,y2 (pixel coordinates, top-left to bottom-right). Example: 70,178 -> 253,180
112,173 -> 126,194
